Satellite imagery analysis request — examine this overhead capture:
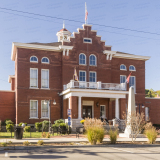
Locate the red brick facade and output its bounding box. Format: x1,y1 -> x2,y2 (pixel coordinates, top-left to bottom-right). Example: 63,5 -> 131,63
0,24 -> 159,125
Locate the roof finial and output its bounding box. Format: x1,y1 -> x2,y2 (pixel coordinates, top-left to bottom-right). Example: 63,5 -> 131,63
63,21 -> 65,29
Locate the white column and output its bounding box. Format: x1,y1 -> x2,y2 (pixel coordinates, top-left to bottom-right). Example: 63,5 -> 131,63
115,98 -> 119,119
63,49 -> 66,56
78,96 -> 82,119
97,81 -> 101,89
68,97 -> 71,109
66,49 -> 69,56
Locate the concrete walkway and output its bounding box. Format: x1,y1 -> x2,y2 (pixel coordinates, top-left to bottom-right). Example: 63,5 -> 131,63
0,136 -> 160,143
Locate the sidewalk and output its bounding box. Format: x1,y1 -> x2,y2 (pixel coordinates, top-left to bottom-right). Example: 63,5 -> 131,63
0,134 -> 160,144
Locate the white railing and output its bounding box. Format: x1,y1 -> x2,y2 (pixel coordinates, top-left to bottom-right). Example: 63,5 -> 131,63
63,80 -> 126,91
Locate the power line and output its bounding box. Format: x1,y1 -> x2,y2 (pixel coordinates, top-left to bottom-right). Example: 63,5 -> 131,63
0,7 -> 160,36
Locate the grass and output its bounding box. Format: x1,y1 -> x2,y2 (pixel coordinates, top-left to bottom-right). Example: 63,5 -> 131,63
0,132 -> 58,138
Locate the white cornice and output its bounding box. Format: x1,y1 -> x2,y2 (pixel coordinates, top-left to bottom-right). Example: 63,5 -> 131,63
103,50 -> 117,55
100,40 -> 106,42
77,28 -> 85,32
105,45 -> 112,47
8,75 -> 15,83
96,35 -> 102,37
114,53 -> 150,61
11,42 -> 61,61
59,45 -> 74,50
0,90 -> 15,92
82,24 -> 92,27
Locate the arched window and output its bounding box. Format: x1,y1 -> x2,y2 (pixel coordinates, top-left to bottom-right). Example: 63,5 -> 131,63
120,64 -> 126,70
89,55 -> 96,66
129,65 -> 136,71
41,57 -> 49,64
79,53 -> 86,65
30,56 -> 38,62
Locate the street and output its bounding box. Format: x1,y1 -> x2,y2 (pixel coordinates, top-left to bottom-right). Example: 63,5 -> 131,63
0,145 -> 160,160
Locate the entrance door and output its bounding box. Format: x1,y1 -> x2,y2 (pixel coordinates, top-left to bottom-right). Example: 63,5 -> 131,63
82,106 -> 92,119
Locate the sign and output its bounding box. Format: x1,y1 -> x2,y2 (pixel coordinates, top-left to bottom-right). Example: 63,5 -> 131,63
68,121 -> 71,126
67,109 -> 71,116
68,117 -> 71,121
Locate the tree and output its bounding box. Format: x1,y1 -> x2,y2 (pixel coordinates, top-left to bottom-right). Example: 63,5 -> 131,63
145,89 -> 156,97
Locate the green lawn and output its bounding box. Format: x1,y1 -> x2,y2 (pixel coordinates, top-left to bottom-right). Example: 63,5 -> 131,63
0,132 -> 57,138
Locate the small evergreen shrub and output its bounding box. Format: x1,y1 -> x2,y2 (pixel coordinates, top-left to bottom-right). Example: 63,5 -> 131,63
41,132 -> 46,138
42,120 -> 49,131
37,140 -> 44,145
60,123 -> 66,127
55,119 -> 64,124
109,129 -> 118,144
35,122 -> 42,132
5,120 -> 14,132
24,126 -> 31,132
23,141 -> 30,146
19,122 -> 27,126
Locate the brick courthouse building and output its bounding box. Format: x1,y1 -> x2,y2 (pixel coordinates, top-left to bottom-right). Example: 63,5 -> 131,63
0,23 -> 160,128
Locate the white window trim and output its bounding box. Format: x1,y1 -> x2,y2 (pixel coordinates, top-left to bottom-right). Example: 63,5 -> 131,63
41,100 -> 49,119
120,75 -> 126,83
129,76 -> 136,93
83,37 -> 92,44
129,65 -> 136,71
120,64 -> 127,71
41,57 -> 49,64
79,70 -> 86,82
79,53 -> 86,65
30,56 -> 38,63
30,100 -> 38,119
100,105 -> 106,118
89,54 -> 97,66
41,69 -> 49,89
89,71 -> 97,82
30,68 -> 38,88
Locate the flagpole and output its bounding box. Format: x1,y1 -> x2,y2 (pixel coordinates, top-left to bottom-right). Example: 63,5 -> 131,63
85,2 -> 86,24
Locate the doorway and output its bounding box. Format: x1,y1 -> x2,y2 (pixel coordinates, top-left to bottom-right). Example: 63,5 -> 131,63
82,106 -> 92,119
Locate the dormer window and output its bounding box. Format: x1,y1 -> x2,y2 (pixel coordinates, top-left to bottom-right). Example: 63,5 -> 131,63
120,64 -> 126,70
79,53 -> 86,65
30,56 -> 38,63
42,57 -> 49,64
129,65 -> 136,71
83,38 -> 92,43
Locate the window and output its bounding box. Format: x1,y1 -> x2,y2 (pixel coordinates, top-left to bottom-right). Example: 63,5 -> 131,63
129,65 -> 136,71
83,38 -> 92,43
120,64 -> 126,70
145,107 -> 149,121
41,100 -> 49,118
89,72 -> 96,82
79,71 -> 86,81
30,56 -> 38,62
79,54 -> 86,65
30,100 -> 38,118
41,69 -> 49,88
100,105 -> 106,118
129,76 -> 136,92
120,75 -> 126,83
42,57 -> 49,63
30,68 -> 38,88
89,55 -> 96,66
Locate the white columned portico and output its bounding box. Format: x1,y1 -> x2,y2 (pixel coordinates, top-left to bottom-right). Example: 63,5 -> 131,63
115,98 -> 119,119
78,96 -> 82,119
68,97 -> 71,109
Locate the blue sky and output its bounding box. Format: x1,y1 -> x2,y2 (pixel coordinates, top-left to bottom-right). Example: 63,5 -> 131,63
0,0 -> 159,90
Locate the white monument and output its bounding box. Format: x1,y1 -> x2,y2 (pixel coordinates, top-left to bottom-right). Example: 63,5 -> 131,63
119,86 -> 136,138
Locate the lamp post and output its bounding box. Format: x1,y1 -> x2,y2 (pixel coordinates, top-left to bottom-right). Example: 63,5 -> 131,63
135,103 -> 144,114
44,99 -> 56,133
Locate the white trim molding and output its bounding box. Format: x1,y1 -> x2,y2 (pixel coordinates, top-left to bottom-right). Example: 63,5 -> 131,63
103,50 -> 117,60
8,75 -> 15,83
59,45 -> 74,56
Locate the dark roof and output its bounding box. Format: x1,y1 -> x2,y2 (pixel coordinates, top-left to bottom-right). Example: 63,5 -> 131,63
28,42 -> 62,46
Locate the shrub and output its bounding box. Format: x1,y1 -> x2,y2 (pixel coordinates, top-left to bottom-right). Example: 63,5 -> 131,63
37,140 -> 44,145
19,122 -> 27,127
84,118 -> 104,145
41,132 -> 46,138
42,120 -> 49,131
5,120 -> 13,125
60,123 -> 66,127
2,119 -> 11,126
23,141 -> 30,146
80,119 -> 85,125
55,119 -> 64,124
52,123 -> 59,128
145,123 -> 157,144
1,142 -> 7,147
35,122 -> 42,132
24,126 -> 31,132
109,129 -> 118,144
46,132 -> 50,138
6,124 -> 14,132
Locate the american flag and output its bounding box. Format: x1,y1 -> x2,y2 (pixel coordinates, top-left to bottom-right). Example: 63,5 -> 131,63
126,72 -> 132,83
85,2 -> 88,24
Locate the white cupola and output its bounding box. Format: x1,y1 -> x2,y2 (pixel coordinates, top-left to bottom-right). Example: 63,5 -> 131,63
56,21 -> 72,42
